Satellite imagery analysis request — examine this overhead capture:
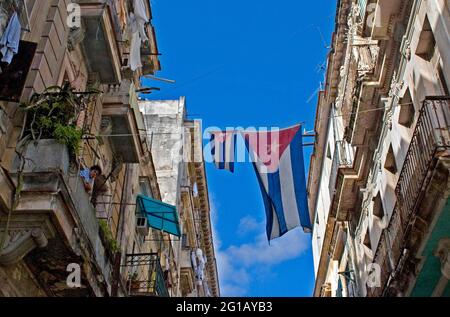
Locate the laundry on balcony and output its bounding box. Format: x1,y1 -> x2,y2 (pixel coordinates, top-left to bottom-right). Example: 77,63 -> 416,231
133,0 -> 149,42
129,21 -> 142,71
136,194 -> 181,237
127,0 -> 150,71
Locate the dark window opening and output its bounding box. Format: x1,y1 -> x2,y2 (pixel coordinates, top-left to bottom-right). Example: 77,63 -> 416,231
416,16 -> 436,62
139,177 -> 153,198
384,144 -> 397,174
398,88 -> 415,128
363,229 -> 372,250
373,192 -> 384,219
326,143 -> 332,159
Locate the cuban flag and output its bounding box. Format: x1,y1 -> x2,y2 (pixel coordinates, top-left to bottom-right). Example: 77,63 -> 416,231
242,124 -> 311,241
210,131 -> 237,173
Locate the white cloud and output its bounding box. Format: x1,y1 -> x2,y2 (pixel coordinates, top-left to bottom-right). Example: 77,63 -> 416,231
209,193 -> 222,250
237,215 -> 261,236
227,228 -> 309,267
209,192 -> 310,296
216,215 -> 309,296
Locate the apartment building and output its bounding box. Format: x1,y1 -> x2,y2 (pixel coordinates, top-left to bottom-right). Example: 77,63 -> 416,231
308,0 -> 450,297
0,0 -> 189,297
139,98 -> 220,297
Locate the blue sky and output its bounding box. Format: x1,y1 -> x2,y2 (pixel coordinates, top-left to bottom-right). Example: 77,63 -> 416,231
143,0 -> 336,297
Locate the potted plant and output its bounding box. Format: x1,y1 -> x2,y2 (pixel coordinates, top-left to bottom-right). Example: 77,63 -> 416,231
128,271 -> 140,292
18,82 -> 100,159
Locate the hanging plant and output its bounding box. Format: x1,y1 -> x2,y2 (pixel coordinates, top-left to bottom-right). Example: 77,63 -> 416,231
99,219 -> 119,255
19,82 -> 101,155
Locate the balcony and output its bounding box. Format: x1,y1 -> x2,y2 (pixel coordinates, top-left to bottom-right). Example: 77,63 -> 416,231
0,140 -> 115,296
395,97 -> 450,219
329,140 -> 355,200
180,249 -> 196,296
78,1 -> 122,84
370,0 -> 403,39
140,25 -> 161,75
123,253 -> 169,297
372,96 -> 450,296
101,81 -> 146,163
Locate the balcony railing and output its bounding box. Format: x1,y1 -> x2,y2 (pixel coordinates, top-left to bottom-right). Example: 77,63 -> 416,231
395,97 -> 450,222
373,96 -> 450,294
123,253 -> 169,297
329,140 -> 355,199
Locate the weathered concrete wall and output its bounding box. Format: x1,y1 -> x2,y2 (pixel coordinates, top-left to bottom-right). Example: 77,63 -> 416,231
139,97 -> 186,207
139,97 -> 187,297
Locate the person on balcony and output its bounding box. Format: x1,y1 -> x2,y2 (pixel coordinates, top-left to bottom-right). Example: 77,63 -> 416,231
79,165 -> 102,192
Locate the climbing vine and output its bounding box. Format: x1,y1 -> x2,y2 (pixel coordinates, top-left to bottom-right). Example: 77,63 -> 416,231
99,219 -> 119,255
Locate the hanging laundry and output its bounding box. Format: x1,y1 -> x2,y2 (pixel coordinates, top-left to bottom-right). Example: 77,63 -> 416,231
0,11 -> 21,64
128,13 -> 142,71
133,0 -> 148,42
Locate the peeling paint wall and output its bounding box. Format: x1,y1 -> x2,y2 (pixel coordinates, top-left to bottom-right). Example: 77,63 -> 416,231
139,97 -> 186,207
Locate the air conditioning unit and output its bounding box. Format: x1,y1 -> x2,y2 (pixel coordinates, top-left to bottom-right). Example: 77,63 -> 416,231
136,216 -> 149,236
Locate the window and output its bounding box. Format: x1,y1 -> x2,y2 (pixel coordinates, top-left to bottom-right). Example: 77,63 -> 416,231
326,143 -> 332,159
398,89 -> 414,128
372,192 -> 384,219
181,234 -> 190,249
139,177 -> 153,198
336,276 -> 344,297
416,16 -> 436,62
363,229 -> 372,250
415,15 -> 449,96
384,144 -> 397,174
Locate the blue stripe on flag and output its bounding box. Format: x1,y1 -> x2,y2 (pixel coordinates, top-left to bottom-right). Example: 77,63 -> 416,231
290,126 -> 312,230
210,132 -> 236,173
228,134 -> 236,172
211,134 -> 216,156
251,164 -> 276,241
267,171 -> 288,237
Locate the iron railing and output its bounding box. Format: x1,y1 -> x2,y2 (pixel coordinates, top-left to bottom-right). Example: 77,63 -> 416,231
123,253 -> 169,297
395,97 -> 450,217
373,96 -> 450,295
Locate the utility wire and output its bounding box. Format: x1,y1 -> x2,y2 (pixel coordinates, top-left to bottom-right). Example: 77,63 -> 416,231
85,101 -> 415,138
